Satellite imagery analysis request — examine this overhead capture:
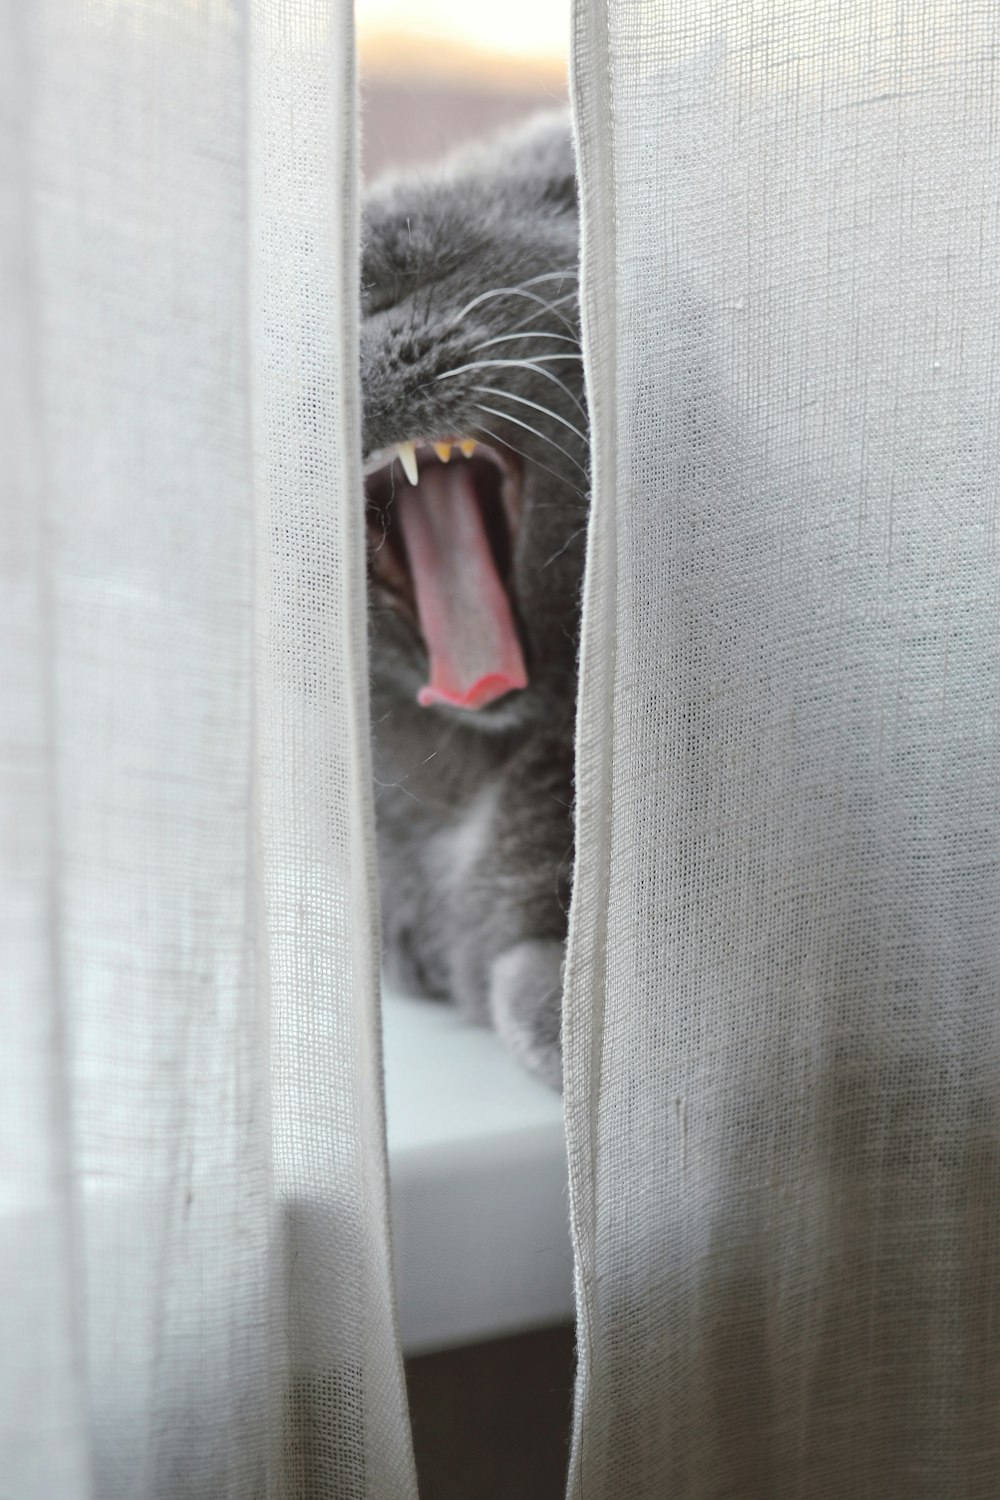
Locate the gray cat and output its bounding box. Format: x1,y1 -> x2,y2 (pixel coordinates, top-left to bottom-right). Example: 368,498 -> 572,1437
361,113 -> 585,1090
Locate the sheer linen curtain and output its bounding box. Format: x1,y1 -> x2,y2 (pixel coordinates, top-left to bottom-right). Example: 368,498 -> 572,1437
1,3 -> 415,1497
566,2 -> 1000,1496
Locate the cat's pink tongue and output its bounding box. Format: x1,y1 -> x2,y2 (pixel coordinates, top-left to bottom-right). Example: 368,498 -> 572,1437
396,462 -> 527,711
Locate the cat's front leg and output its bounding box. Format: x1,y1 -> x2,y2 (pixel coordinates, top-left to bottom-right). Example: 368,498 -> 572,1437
440,735 -> 572,1090
488,938 -> 564,1091
481,738 -> 572,1091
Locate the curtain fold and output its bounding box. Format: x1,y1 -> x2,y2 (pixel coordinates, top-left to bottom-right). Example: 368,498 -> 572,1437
566,2 -> 1000,1495
0,3 -> 415,1496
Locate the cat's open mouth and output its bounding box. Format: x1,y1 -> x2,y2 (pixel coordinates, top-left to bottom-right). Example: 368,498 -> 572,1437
364,439 -> 527,712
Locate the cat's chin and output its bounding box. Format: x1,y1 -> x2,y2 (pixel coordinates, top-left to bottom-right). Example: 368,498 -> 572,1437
375,654 -> 536,734
424,687 -> 535,735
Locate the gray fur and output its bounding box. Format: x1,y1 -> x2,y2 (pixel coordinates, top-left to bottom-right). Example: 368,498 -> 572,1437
361,113 -> 585,1091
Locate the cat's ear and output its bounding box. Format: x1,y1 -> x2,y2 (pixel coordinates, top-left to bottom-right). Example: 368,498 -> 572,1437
533,130 -> 578,217
504,112 -> 578,218
537,160 -> 578,216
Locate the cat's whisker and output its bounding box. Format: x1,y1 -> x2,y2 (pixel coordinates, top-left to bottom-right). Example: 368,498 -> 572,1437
540,524 -> 588,569
471,403 -> 590,477
469,385 -> 589,446
475,268 -> 578,303
448,354 -> 582,367
471,332 -> 581,353
450,285 -> 578,333
504,291 -> 579,336
372,774 -> 424,806
437,357 -> 581,376
435,358 -> 587,416
463,423 -> 587,499
518,268 -> 578,284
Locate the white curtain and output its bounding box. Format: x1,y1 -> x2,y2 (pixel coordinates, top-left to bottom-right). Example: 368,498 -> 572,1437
566,2 -> 1000,1496
1,3 -> 415,1496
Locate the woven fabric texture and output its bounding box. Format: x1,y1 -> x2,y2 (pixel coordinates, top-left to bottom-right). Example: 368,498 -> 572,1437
0,4 -> 415,1496
565,3 -> 1000,1496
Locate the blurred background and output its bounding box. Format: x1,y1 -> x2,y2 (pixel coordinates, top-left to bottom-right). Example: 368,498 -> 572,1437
358,0 -> 569,180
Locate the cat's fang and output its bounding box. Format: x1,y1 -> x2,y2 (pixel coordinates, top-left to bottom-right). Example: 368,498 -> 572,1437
458,439 -> 477,458
433,442 -> 453,463
396,441 -> 419,485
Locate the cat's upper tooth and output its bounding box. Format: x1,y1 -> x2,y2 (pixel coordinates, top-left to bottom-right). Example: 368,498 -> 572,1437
458,439 -> 477,458
433,442 -> 453,463
396,441 -> 419,485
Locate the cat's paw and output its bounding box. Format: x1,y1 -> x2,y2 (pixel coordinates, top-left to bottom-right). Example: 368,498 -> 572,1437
488,939 -> 564,1092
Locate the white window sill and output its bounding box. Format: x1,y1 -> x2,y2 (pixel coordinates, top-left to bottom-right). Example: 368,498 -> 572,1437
382,983 -> 573,1355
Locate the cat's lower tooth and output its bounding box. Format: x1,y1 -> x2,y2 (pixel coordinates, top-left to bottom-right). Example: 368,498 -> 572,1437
396,441 -> 419,485
433,442 -> 453,463
458,439 -> 477,458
